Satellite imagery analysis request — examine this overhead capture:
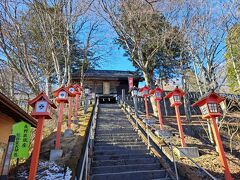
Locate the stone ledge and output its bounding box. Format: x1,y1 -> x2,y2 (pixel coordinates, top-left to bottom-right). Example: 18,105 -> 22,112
174,147 -> 199,158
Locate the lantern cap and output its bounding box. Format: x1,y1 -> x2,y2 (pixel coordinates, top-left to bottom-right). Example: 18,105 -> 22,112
192,91 -> 225,107
150,86 -> 164,95
53,86 -> 75,97
164,86 -> 185,99
28,91 -> 57,109
139,85 -> 150,92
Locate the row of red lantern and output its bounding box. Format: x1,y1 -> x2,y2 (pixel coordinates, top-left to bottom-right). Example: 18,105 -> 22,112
136,85 -> 232,180
27,84 -> 84,180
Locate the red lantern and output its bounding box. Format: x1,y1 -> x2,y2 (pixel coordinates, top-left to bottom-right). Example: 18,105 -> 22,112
74,84 -> 83,95
53,86 -> 75,103
150,87 -> 163,101
29,91 -> 57,119
192,91 -> 224,119
66,84 -> 77,129
66,84 -> 77,96
164,86 -> 186,147
164,87 -> 185,107
28,92 -> 56,180
139,86 -> 150,97
192,91 -> 232,180
139,86 -> 150,119
73,84 -> 83,117
150,87 -> 164,130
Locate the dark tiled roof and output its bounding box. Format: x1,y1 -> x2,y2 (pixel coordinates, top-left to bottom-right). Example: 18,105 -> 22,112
0,92 -> 37,127
72,70 -> 142,80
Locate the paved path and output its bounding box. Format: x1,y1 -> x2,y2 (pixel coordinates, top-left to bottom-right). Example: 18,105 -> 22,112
90,104 -> 173,180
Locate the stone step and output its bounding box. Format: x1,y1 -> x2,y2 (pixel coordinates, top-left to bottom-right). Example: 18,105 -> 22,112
95,136 -> 139,141
94,145 -> 146,151
96,133 -> 137,136
94,149 -> 148,156
93,153 -> 152,161
94,138 -> 141,143
92,163 -> 161,174
92,157 -> 159,167
96,130 -> 135,134
94,141 -> 144,146
91,169 -> 168,180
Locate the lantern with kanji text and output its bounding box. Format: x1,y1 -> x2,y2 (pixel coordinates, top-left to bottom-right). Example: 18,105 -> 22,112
192,91 -> 224,119
192,91 -> 232,180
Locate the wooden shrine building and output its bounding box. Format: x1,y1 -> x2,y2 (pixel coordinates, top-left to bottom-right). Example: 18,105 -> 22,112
72,70 -> 141,99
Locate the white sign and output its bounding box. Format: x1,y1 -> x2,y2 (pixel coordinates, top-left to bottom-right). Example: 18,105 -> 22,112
69,87 -> 75,93
59,91 -> 67,99
36,101 -> 47,112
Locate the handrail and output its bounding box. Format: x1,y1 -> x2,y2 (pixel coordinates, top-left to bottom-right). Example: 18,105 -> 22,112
123,101 -> 217,180
76,98 -> 99,180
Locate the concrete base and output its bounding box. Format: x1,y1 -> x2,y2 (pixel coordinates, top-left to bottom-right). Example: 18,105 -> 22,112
155,130 -> 173,138
174,147 -> 199,158
50,149 -> 63,161
64,129 -> 74,137
143,119 -> 156,125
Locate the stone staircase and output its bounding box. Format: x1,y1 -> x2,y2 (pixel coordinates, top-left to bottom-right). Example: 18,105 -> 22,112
90,104 -> 173,180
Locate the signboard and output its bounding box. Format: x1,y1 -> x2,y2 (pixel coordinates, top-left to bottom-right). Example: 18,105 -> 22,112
128,77 -> 134,90
12,121 -> 31,159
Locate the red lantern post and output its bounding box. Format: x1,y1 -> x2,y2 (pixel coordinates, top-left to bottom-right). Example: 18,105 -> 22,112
150,87 -> 164,130
28,92 -> 56,180
192,91 -> 233,180
165,87 -> 186,147
74,84 -> 82,117
66,84 -> 76,129
53,87 -> 74,150
139,86 -> 150,119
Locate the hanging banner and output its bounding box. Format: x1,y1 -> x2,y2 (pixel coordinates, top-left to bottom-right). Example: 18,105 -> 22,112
128,77 -> 134,90
12,121 -> 31,159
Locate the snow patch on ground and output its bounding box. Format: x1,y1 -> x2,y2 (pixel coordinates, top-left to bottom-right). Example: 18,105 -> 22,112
18,160 -> 72,180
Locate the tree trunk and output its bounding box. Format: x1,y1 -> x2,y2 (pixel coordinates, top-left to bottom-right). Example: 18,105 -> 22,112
182,74 -> 191,121
45,76 -> 51,97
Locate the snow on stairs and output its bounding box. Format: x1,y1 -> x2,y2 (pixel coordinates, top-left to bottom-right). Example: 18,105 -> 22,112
90,104 -> 172,180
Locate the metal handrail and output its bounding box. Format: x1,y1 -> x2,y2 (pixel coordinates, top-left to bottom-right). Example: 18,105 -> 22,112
123,102 -> 217,180
77,98 -> 99,180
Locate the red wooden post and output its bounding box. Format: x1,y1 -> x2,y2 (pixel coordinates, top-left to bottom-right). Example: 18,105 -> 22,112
175,105 -> 186,147
28,116 -> 44,180
75,94 -> 79,117
55,102 -> 64,150
211,117 -> 233,180
156,100 -> 163,130
144,96 -> 149,119
68,97 -> 73,129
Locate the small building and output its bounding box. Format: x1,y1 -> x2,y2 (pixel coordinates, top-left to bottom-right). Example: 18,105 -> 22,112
72,70 -> 141,99
0,92 -> 37,174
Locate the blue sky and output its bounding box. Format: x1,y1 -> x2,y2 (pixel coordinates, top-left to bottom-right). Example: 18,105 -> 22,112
98,47 -> 136,71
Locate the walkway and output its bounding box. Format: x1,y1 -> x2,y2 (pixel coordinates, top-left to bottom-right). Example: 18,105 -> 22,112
90,104 -> 172,180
